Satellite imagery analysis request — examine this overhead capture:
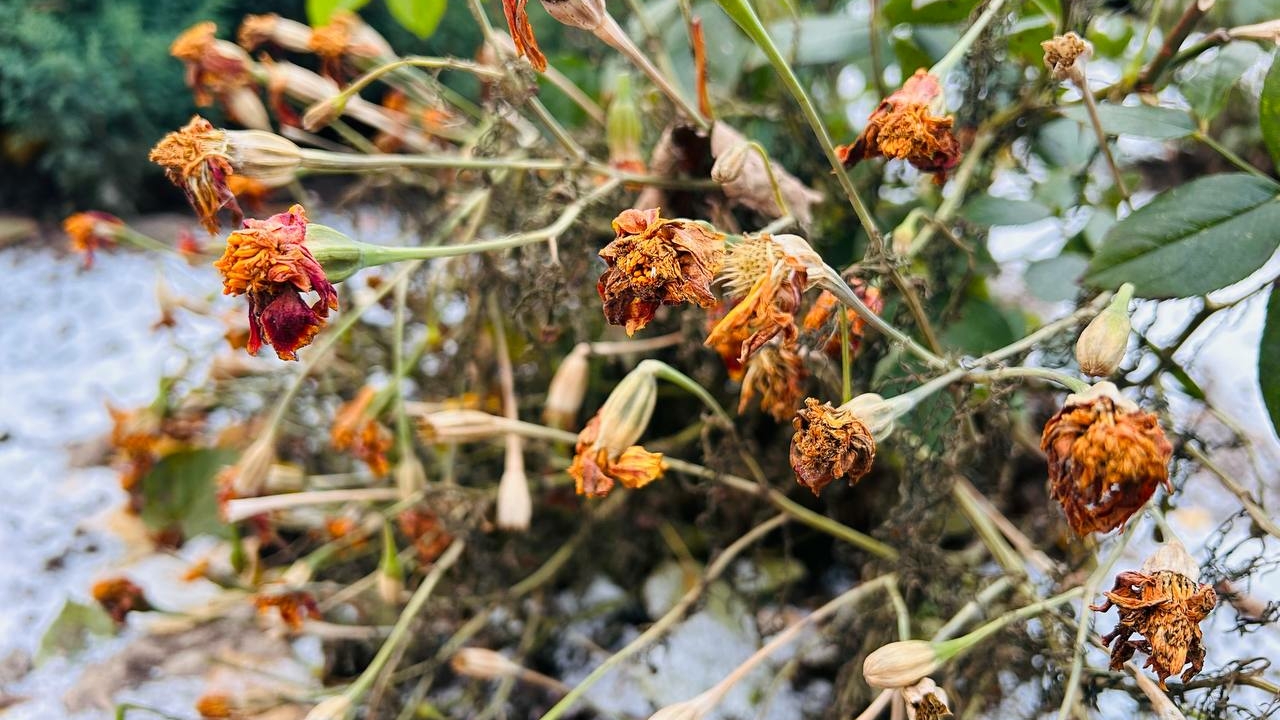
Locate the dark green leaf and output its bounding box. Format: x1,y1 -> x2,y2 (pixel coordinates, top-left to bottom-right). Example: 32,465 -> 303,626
1006,18 -> 1055,65
1259,286 -> 1280,436
386,0 -> 446,39
37,601 -> 116,664
1085,174 -> 1280,298
962,195 -> 1053,226
1182,44 -> 1264,122
139,448 -> 237,540
1059,103 -> 1195,139
883,0 -> 980,25
1025,253 -> 1089,302
941,296 -> 1019,354
307,0 -> 373,26
1261,55 -> 1280,170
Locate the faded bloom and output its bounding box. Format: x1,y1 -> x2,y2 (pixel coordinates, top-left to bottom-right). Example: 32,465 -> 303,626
706,234 -> 808,364
309,11 -> 394,77
568,365 -> 665,498
254,590 -> 321,630
738,342 -> 807,421
64,212 -> 124,268
1076,285 -> 1132,377
1041,381 -> 1173,535
598,208 -> 725,335
540,0 -> 608,31
214,205 -> 339,360
92,577 -> 152,624
1091,541 -> 1217,688
170,22 -> 268,130
802,283 -> 884,359
194,693 -> 237,719
863,640 -> 942,689
450,647 -> 523,680
149,116 -> 241,234
903,677 -> 952,720
397,507 -> 454,563
790,397 -> 876,495
837,69 -> 962,183
1042,32 -> 1091,80
331,386 -> 393,477
502,0 -> 548,71
238,13 -> 313,53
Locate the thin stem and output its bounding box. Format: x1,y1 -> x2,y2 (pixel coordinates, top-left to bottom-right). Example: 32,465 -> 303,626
1194,131 -> 1275,182
299,149 -> 574,173
223,488 -> 402,523
970,366 -> 1089,393
587,332 -> 683,356
745,141 -> 792,219
1074,65 -> 1131,204
839,310 -> 853,403
929,0 -> 1009,79
643,360 -> 734,426
542,66 -> 607,126
816,274 -> 949,370
1136,0 -> 1211,91
887,581 -> 911,641
525,96 -> 589,160
1185,444 -> 1280,538
593,14 -> 710,130
939,586 -> 1085,660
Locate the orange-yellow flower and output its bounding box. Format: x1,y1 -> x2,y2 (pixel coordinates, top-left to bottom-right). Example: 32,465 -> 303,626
705,235 -> 807,364
568,414 -> 666,498
801,283 -> 883,359
92,577 -> 152,625
331,386 -> 393,477
170,22 -> 267,129
254,590 -> 320,630
1091,542 -> 1217,688
597,208 -> 725,335
1041,382 -> 1172,536
738,343 -> 807,422
213,204 -> 338,360
194,693 -> 237,719
149,116 -> 241,234
837,69 -> 962,183
502,0 -> 548,71
790,398 -> 876,495
63,212 -> 124,269
397,507 -> 454,563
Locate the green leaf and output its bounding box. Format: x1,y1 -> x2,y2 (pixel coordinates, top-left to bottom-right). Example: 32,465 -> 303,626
386,0 -> 446,39
1006,18 -> 1055,66
1259,286 -> 1280,436
139,448 -> 237,540
1261,55 -> 1280,171
1059,103 -> 1195,139
962,195 -> 1054,226
307,0 -> 372,26
37,601 -> 116,664
941,296 -> 1019,354
1025,253 -> 1089,302
1182,44 -> 1264,122
1085,174 -> 1280,298
883,0 -> 981,25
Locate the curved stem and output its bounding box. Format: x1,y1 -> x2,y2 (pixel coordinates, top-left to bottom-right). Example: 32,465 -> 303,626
929,0 -> 1010,79
969,366 -> 1089,393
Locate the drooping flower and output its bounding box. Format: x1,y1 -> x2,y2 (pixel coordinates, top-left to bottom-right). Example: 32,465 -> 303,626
63,212 -> 124,269
92,577 -> 152,625
597,208 -> 725,335
170,22 -> 269,130
501,0 -> 548,71
837,69 -> 962,183
705,234 -> 807,364
1091,541 -> 1217,688
149,116 -> 241,234
738,342 -> 807,421
789,397 -> 876,495
567,366 -> 665,498
238,13 -> 314,53
1040,381 -> 1173,536
213,204 -> 338,360
331,386 -> 393,476
254,590 -> 321,630
308,11 -> 394,78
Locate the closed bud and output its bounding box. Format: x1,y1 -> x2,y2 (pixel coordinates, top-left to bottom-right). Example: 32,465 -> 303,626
606,75 -> 645,173
863,640 -> 942,689
903,677 -> 953,719
710,142 -> 750,184
222,87 -> 272,131
496,438 -> 532,531
303,694 -> 352,720
1075,283 -> 1133,377
594,361 -> 659,456
378,523 -> 405,604
450,647 -> 522,680
395,454 -> 427,501
544,343 -> 591,430
225,130 -> 303,187
539,0 -> 608,31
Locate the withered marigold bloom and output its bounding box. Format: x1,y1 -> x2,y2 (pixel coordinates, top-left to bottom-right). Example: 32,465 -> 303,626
170,23 -> 267,129
213,204 -> 338,360
195,693 -> 236,719
397,507 -> 454,563
331,386 -> 393,476
802,283 -> 884,359
92,577 -> 152,625
568,414 -> 666,498
903,678 -> 952,720
64,212 -> 123,269
790,398 -> 875,495
837,69 -> 961,183
598,208 -> 725,335
149,116 -> 241,234
1042,32 -> 1090,79
1091,541 -> 1217,688
254,590 -> 320,630
1041,382 -> 1172,536
502,0 -> 548,71
706,235 -> 807,364
739,342 -> 807,422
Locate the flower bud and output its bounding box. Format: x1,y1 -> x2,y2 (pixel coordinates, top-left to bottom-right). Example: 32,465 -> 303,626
418,409 -> 506,443
450,647 -> 523,680
543,343 -> 591,430
863,640 -> 942,689
903,677 -> 952,720
594,361 -> 659,457
496,438 -> 532,531
378,523 -> 405,605
1229,20 -> 1280,43
710,142 -> 750,184
539,0 -> 608,31
222,86 -> 272,131
302,95 -> 349,132
607,75 -> 645,174
225,130 -> 303,187
1075,284 -> 1133,377
395,454 -> 427,501
303,694 -> 352,720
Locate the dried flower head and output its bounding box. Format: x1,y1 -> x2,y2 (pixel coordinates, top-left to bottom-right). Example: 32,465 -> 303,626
194,693 -> 237,719
903,678 -> 952,720
863,640 -> 942,689
738,342 -> 807,421
1042,32 -> 1091,80
706,234 -> 808,363
254,590 -> 321,630
170,23 -> 268,129
397,507 -> 454,563
214,205 -> 339,360
238,13 -> 313,52
1041,381 -> 1173,535
802,283 -> 883,359
502,0 -> 548,71
309,11 -> 394,77
790,397 -> 876,495
598,208 -> 725,335
64,212 -> 124,269
837,69 -> 962,183
92,577 -> 152,624
1091,541 -> 1217,688
149,116 -> 241,234
331,386 -> 393,476
569,414 -> 666,498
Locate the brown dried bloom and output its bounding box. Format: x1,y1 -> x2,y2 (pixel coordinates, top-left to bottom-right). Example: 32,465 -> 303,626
790,397 -> 875,495
309,11 -> 393,78
91,577 -> 152,624
738,342 -> 807,422
903,678 -> 952,720
569,414 -> 666,498
331,386 -> 393,477
149,116 -> 241,234
1041,381 -> 1173,536
1091,541 -> 1217,688
502,0 -> 548,71
254,590 -> 321,630
170,22 -> 267,129
706,235 -> 807,364
837,69 -> 961,183
598,208 -> 726,335
398,507 -> 454,563
1042,32 -> 1090,79
802,282 -> 884,359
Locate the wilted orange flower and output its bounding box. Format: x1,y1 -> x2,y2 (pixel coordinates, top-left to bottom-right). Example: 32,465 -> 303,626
597,208 -> 725,335
227,175 -> 271,213
195,693 -> 236,719
92,577 -> 152,624
739,343 -> 807,421
213,204 -> 339,360
331,387 -> 393,477
568,414 -> 666,498
108,404 -> 161,492
149,116 -> 241,234
1091,541 -> 1217,688
171,22 -> 254,106
802,283 -> 884,358
706,235 -> 807,364
502,0 -> 548,71
254,590 -> 320,630
397,507 -> 454,563
1042,32 -> 1090,79
177,229 -> 206,262
64,212 -> 124,269
790,398 -> 875,495
1041,382 -> 1172,536
837,69 -> 962,183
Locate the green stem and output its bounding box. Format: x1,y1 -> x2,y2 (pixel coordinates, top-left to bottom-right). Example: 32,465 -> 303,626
969,366 -> 1089,393
299,149 -> 573,173
746,141 -> 791,219
929,0 -> 1010,79
642,360 -> 734,426
839,310 -> 853,403
816,274 -> 949,369
1194,131 -> 1275,183
937,586 -> 1084,660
